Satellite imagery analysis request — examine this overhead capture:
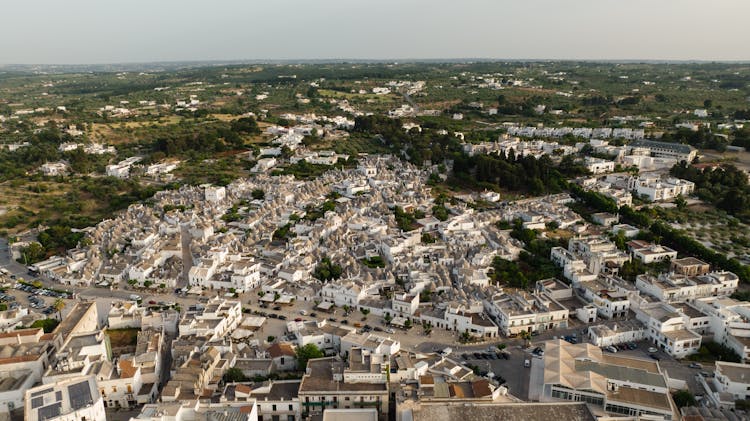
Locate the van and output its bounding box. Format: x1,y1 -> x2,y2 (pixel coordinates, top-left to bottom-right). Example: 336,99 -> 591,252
524,359 -> 531,368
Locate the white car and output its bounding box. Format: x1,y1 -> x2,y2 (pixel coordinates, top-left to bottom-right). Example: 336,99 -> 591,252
648,347 -> 658,353
606,346 -> 618,353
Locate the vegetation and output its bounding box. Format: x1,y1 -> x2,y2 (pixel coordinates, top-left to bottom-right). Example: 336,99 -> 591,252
670,162 -> 750,222
672,390 -> 697,409
393,206 -> 423,232
30,318 -> 60,333
688,341 -> 742,363
362,255 -> 386,269
312,257 -> 343,282
223,367 -> 248,383
296,343 -> 324,370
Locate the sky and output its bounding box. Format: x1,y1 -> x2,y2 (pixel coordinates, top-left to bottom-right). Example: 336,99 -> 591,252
1,0 -> 749,64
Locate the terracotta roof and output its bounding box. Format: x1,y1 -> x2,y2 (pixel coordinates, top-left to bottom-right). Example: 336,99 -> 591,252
118,359 -> 137,378
267,342 -> 296,358
0,328 -> 42,339
419,375 -> 434,385
235,384 -> 252,395
471,379 -> 493,398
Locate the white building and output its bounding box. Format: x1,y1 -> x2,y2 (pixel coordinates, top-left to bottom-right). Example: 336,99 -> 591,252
584,157 -> 615,174
40,162 -> 68,176
635,271 -> 739,303
635,302 -> 702,358
541,339 -> 676,420
627,240 -> 678,264
205,185 -> 226,202
485,292 -> 568,336
25,375 -> 106,421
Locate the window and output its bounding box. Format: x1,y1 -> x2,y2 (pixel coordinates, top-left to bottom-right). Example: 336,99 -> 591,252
289,404 -> 293,411
272,404 -> 277,411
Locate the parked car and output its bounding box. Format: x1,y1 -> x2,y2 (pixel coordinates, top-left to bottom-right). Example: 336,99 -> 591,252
524,359 -> 531,368
501,352 -> 510,360
627,343 -> 638,350
273,306 -> 282,311
605,346 -> 618,353
341,319 -> 348,324
689,363 -> 703,369
648,347 -> 658,353
278,315 -> 287,320
268,313 -> 278,319
328,317 -> 337,322
374,326 -> 383,332
650,354 -> 661,361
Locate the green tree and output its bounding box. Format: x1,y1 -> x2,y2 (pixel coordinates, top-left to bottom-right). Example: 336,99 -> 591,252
672,390 -> 696,408
675,195 -> 687,210
53,298 -> 66,320
313,257 -> 343,282
251,189 -> 265,200
230,116 -> 260,135
30,318 -> 60,333
18,242 -> 46,265
223,367 -> 248,383
296,343 -> 324,370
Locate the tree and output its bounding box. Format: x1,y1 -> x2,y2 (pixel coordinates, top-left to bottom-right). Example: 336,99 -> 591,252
384,313 -> 393,324
360,308 -> 370,317
251,189 -> 265,200
519,330 -> 532,347
30,318 -> 59,333
675,195 -> 687,210
313,257 -> 343,282
296,343 -> 324,370
18,242 -> 45,265
53,298 -> 65,320
672,390 -> 696,408
404,319 -> 412,329
230,116 -> 260,135
223,367 -> 247,383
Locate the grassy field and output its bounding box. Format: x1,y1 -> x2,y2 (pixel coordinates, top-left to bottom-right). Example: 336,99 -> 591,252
318,88 -> 400,103
662,205 -> 750,260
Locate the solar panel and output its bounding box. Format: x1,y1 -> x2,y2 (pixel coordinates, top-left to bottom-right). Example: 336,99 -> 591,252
67,381 -> 93,410
31,396 -> 44,409
37,403 -> 62,421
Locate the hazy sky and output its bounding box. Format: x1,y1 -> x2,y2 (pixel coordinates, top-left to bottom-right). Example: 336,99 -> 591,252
1,0 -> 749,64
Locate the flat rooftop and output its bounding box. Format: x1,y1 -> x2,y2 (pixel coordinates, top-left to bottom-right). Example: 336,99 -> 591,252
299,357 -> 387,394
410,402 -> 597,421
607,386 -> 673,412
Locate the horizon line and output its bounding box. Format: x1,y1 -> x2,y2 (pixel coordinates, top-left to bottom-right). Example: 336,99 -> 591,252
2,57 -> 750,68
